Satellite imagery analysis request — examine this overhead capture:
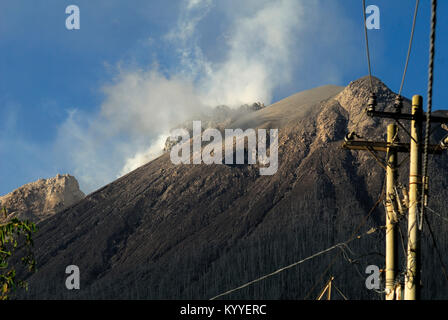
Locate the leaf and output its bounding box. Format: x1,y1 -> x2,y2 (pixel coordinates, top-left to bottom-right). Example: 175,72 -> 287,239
0,213 -> 37,299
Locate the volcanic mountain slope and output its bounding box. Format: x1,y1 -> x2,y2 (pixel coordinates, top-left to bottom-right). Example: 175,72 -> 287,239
17,77 -> 448,300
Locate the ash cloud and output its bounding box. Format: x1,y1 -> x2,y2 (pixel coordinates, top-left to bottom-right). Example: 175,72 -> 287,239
56,0 -> 357,193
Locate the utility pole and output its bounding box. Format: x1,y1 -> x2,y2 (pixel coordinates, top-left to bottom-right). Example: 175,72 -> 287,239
385,123 -> 398,300
343,94 -> 448,300
344,123 -> 402,300
404,95 -> 423,300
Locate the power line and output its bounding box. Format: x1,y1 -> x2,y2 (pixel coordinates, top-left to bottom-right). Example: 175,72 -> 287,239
362,0 -> 374,93
397,221 -> 408,259
333,282 -> 349,300
210,189 -> 385,300
426,206 -> 448,224
304,188 -> 385,299
209,226 -> 382,300
347,0 -> 390,143
398,0 -> 420,97
210,167 -> 386,301
421,0 -> 438,230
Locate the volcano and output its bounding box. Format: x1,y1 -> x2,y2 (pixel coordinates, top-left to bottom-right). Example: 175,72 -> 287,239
17,76 -> 448,300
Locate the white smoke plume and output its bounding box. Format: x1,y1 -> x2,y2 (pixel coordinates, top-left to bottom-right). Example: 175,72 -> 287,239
57,0 -> 356,193
119,133 -> 168,177
55,70 -> 205,192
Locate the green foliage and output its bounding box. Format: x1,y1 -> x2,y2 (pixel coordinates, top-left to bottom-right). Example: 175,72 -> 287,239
0,207 -> 37,300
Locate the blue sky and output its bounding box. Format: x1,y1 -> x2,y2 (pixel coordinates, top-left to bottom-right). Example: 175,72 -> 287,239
0,0 -> 447,195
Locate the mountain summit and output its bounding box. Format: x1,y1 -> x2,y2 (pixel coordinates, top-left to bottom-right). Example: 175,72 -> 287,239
0,174 -> 85,223
16,77 -> 448,300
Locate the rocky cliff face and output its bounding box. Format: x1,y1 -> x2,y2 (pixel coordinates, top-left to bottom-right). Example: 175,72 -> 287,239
14,77 -> 448,300
0,174 -> 85,223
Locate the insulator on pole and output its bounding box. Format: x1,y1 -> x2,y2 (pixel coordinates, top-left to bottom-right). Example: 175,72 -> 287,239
345,132 -> 354,142
389,193 -> 399,223
394,95 -> 403,114
394,186 -> 405,216
345,132 -> 362,142
441,135 -> 448,149
367,93 -> 377,113
399,184 -> 409,209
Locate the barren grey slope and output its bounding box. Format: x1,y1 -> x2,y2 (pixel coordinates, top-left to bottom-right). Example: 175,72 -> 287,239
17,77 -> 448,300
